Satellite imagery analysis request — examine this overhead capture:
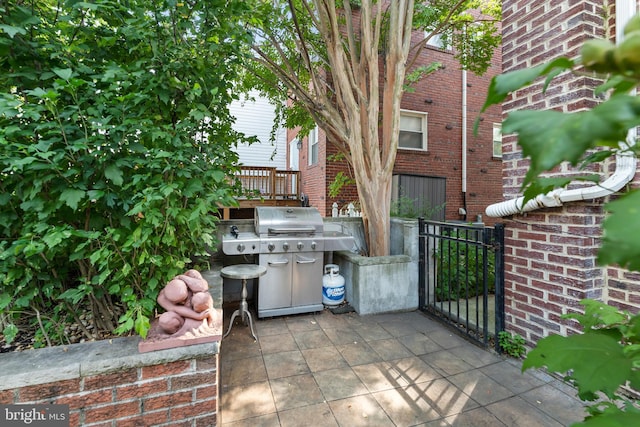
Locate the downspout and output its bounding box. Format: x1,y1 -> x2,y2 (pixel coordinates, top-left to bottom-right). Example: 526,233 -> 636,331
461,68 -> 468,221
486,0 -> 638,218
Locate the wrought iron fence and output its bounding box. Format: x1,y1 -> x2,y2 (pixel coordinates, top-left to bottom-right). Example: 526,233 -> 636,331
419,219 -> 505,351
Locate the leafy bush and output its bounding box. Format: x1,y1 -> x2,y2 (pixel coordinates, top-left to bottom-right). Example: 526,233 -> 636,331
498,331 -> 526,358
390,193 -> 444,219
434,227 -> 495,301
0,0 -> 251,345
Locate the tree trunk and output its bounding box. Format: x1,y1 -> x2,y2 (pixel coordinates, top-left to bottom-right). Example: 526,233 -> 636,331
356,167 -> 392,257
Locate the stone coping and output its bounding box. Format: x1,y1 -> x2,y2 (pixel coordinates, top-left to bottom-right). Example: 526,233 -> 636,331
0,336 -> 219,391
0,268 -> 223,392
335,250 -> 411,266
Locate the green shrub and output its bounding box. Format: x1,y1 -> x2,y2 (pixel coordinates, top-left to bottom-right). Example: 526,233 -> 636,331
498,331 -> 526,358
434,228 -> 495,301
0,0 -> 252,344
390,193 -> 444,219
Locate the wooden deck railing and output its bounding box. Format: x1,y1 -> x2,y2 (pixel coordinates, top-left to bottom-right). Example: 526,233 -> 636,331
234,166 -> 299,200
221,166 -> 301,218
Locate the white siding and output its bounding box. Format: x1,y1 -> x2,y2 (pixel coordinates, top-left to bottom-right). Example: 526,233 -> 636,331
230,90 -> 287,169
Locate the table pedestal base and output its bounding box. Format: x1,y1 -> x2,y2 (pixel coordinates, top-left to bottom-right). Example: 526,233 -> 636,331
223,277 -> 257,340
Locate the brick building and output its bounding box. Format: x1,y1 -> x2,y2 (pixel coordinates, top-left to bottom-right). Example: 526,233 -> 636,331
289,24 -> 503,224
492,0 -> 640,345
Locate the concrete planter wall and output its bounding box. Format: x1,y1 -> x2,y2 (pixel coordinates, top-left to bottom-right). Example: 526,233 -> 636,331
335,218 -> 419,315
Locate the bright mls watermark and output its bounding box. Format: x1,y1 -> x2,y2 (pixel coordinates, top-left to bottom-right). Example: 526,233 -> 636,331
1,404 -> 69,426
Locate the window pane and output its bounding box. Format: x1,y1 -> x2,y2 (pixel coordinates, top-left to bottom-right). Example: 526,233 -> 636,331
400,115 -> 422,132
399,131 -> 423,149
492,124 -> 502,157
308,127 -> 318,165
493,140 -> 502,157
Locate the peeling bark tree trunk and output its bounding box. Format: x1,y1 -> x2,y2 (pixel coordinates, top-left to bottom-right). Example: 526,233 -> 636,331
317,0 -> 414,257
252,0 -> 414,256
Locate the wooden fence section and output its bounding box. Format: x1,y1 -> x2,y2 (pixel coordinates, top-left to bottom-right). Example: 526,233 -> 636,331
221,166 -> 301,219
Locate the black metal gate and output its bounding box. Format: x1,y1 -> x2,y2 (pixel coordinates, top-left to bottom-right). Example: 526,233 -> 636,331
418,219 -> 505,351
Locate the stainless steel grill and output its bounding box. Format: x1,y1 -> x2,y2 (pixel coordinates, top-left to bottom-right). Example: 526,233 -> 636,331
221,206 -> 355,318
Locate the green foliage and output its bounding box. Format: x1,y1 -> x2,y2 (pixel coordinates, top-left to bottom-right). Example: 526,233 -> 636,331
523,300 -> 640,426
328,172 -> 356,199
390,193 -> 443,220
480,12 -> 640,426
0,0 -> 252,344
434,227 -> 495,301
498,331 -> 526,358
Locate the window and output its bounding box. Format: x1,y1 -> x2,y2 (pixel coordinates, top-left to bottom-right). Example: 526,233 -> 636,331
308,126 -> 319,165
399,111 -> 427,150
426,33 -> 449,50
492,123 -> 502,158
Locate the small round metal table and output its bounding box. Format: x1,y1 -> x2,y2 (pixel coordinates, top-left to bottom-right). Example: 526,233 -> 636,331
220,264 -> 267,341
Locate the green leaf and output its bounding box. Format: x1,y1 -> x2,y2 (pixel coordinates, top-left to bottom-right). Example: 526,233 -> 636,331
572,412 -> 640,427
52,68 -> 73,81
563,299 -> 629,331
2,324 -> 18,345
60,188 -> 85,210
480,57 -> 574,113
42,229 -> 72,249
105,165 -> 124,186
134,313 -> 150,339
58,287 -> 87,305
0,24 -> 26,38
523,333 -> 631,399
0,293 -> 12,310
598,191 -> 640,270
506,95 -> 640,187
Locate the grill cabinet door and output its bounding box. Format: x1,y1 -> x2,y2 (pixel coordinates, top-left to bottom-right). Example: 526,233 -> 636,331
258,253 -> 292,313
291,253 -> 323,307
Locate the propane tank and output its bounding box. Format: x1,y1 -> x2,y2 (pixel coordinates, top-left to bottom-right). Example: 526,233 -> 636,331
322,264 -> 345,306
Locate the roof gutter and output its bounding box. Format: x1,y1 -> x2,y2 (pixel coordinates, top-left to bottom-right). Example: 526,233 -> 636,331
486,0 -> 638,218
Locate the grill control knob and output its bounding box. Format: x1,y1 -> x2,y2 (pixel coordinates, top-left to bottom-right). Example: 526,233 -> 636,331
282,242 -> 290,251
311,241 -> 317,250
237,243 -> 245,253
268,243 -> 275,252
297,242 -> 304,250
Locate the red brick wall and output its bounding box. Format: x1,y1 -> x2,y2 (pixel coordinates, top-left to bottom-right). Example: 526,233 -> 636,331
0,355 -> 219,427
500,0 -> 640,344
394,42 -> 503,224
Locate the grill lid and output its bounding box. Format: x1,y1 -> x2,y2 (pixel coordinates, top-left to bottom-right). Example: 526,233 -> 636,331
254,206 -> 324,236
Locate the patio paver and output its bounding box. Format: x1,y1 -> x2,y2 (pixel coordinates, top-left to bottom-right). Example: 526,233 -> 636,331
220,308 -> 588,426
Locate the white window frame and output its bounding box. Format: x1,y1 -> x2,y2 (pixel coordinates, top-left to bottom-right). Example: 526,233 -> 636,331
308,126 -> 319,165
425,32 -> 449,50
492,123 -> 502,158
399,110 -> 428,151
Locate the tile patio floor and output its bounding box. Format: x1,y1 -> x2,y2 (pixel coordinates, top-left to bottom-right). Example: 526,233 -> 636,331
219,307 -> 587,426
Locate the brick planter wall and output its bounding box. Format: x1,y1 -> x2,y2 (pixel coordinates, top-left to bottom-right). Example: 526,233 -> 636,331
0,337 -> 219,427
500,0 -> 640,344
